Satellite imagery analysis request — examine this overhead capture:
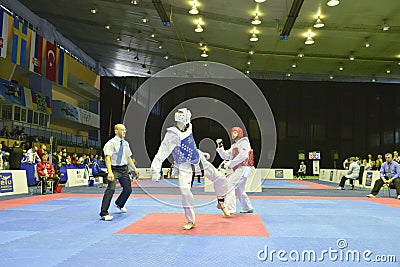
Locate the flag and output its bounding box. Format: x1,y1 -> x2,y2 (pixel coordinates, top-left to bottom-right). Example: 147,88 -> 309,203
57,47 -> 68,87
29,31 -> 43,75
11,18 -> 28,66
45,40 -> 56,82
0,10 -> 9,58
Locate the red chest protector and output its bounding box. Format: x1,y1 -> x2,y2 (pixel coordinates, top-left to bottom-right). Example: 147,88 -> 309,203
232,147 -> 254,170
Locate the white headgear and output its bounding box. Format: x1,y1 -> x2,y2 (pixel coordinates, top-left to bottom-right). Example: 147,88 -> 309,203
174,108 -> 191,125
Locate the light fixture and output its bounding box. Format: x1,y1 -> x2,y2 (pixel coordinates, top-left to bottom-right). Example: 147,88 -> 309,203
195,23 -> 203,33
142,17 -> 148,23
349,53 -> 355,61
364,38 -> 371,48
251,14 -> 262,25
158,43 -> 163,49
127,47 -> 131,52
249,33 -> 258,42
199,40 -> 204,46
329,75 -> 334,80
116,36 -> 121,41
90,8 -> 97,14
245,69 -> 250,74
134,52 -> 139,61
386,67 -> 391,74
189,4 -> 199,15
131,0 -> 139,5
292,62 -> 297,68
371,77 -> 376,82
151,32 -> 156,38
142,62 -> 147,68
255,0 -> 266,3
248,49 -> 255,55
398,62 -> 400,66
382,20 -> 390,31
105,25 -> 111,30
164,54 -> 169,60
201,49 -> 208,58
297,51 -> 304,57
305,36 -> 314,45
339,66 -> 344,71
247,60 -> 251,65
327,0 -> 340,7
313,16 -> 324,28
286,72 -> 291,77
147,69 -> 152,75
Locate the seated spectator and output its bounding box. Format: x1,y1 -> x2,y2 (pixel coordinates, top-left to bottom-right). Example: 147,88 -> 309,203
337,157 -> 360,190
362,159 -> 372,170
37,144 -> 47,160
0,126 -> 12,138
9,141 -> 23,170
26,145 -> 41,164
393,151 -> 400,164
367,153 -> 400,199
367,154 -> 374,165
11,126 -> 20,139
36,153 -> 60,195
296,161 -> 306,180
91,158 -> 108,187
0,143 -> 10,170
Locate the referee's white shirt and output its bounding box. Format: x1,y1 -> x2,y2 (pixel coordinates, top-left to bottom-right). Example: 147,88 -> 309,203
103,136 -> 132,166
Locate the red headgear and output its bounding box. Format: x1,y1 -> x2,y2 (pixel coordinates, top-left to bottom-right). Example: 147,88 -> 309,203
231,127 -> 243,139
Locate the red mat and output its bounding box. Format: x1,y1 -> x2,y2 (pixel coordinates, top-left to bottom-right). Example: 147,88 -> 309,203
290,180 -> 336,189
117,213 -> 269,237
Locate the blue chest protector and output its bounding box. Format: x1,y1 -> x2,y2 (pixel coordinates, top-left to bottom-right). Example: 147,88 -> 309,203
172,133 -> 200,164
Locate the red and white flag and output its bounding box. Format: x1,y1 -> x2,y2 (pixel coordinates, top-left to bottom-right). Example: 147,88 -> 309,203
45,40 -> 56,82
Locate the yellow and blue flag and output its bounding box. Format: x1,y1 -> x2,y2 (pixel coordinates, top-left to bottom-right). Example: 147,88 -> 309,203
11,18 -> 28,67
57,47 -> 68,87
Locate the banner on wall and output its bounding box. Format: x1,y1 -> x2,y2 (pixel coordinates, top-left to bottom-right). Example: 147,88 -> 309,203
0,172 -> 14,193
0,77 -> 52,114
52,100 -> 100,128
0,10 -> 9,58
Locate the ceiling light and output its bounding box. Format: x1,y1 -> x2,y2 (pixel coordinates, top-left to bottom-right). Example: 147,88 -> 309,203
195,23 -> 203,33
201,49 -> 208,58
297,52 -> 304,57
313,16 -> 324,28
158,43 -> 163,49
131,0 -> 139,5
199,40 -> 204,46
164,54 -> 169,60
90,8 -> 97,14
398,62 -> 400,66
142,63 -> 147,68
251,14 -> 262,25
134,54 -> 139,61
116,36 -> 121,41
327,0 -> 340,7
292,63 -> 297,68
329,75 -> 334,80
248,49 -> 255,55
371,77 -> 376,82
339,66 -> 344,71
189,4 -> 199,15
349,54 -> 355,61
382,20 -> 390,31
249,33 -> 258,42
105,25 -> 111,29
305,36 -> 314,45
245,70 -> 250,74
286,72 -> 291,77
386,67 -> 391,74
147,69 -> 152,74
151,32 -> 156,38
247,60 -> 251,65
142,17 -> 148,23
127,47 -> 131,52
254,0 -> 266,2
364,38 -> 371,48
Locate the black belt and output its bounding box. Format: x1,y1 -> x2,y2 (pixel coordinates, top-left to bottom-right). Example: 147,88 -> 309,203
111,165 -> 128,169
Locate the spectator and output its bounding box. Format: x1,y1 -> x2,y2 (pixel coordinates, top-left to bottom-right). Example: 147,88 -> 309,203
36,153 -> 60,195
393,151 -> 400,163
367,153 -> 400,199
362,159 -> 372,171
367,154 -> 374,164
37,144 -> 47,160
337,157 -> 360,190
0,126 -> 12,138
296,161 -> 307,180
26,146 -> 41,164
11,126 -> 20,139
0,143 -> 10,170
9,141 -> 24,170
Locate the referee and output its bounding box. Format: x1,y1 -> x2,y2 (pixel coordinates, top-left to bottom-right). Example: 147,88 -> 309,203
100,124 -> 139,221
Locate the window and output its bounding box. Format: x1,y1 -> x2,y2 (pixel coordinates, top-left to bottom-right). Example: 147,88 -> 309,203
2,105 -> 12,120
21,108 -> 27,122
33,112 -> 38,124
39,113 -> 45,126
13,106 -> 21,121
27,110 -> 33,123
